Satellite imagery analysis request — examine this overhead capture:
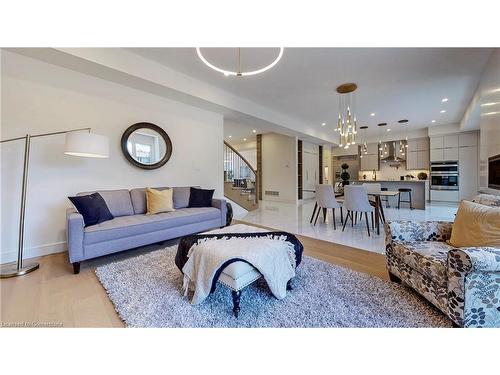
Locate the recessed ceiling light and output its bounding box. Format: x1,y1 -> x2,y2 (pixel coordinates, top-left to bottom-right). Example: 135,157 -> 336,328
370,113 -> 375,117
243,138 -> 247,141
386,128 -> 391,132
252,129 -> 257,133
442,98 -> 449,102
431,120 -> 436,123
321,122 -> 326,126
228,135 -> 232,138
440,110 -> 446,113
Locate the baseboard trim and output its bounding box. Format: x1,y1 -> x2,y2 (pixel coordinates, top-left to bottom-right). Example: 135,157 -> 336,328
0,241 -> 66,264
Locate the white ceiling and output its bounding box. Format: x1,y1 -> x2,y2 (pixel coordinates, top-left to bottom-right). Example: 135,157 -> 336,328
129,48 -> 492,140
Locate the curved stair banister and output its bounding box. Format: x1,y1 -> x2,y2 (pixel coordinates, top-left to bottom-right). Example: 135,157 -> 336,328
223,141 -> 258,211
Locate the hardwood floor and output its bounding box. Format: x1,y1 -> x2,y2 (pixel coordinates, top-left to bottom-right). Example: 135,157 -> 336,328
0,225 -> 388,328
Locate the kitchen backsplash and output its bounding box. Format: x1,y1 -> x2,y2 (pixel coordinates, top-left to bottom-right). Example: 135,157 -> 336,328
358,162 -> 429,181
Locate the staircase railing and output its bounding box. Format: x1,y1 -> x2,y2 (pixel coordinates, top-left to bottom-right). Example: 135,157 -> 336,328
223,141 -> 258,205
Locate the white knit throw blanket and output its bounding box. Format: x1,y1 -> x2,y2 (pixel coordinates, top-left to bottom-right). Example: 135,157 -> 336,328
182,235 -> 297,305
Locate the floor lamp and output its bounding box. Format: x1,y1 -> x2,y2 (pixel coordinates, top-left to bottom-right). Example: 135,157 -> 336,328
0,128 -> 109,278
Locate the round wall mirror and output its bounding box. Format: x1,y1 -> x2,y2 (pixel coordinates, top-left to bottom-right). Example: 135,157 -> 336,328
121,122 -> 172,169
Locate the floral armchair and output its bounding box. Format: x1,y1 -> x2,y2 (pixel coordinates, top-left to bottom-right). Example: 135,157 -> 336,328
385,194 -> 500,328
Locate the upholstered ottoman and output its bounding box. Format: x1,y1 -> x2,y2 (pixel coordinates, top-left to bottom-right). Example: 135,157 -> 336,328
175,224 -> 303,317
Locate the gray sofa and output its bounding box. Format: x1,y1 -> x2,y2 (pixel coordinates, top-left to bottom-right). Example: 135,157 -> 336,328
66,187 -> 226,274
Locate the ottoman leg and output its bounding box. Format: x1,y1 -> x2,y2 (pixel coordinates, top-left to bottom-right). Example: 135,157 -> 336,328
287,279 -> 293,291
231,290 -> 241,318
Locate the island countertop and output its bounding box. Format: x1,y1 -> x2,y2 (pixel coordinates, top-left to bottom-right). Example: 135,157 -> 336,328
354,179 -> 427,183
352,180 -> 428,209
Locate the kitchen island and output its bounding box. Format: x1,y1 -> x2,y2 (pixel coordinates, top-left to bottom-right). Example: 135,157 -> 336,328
353,180 -> 428,209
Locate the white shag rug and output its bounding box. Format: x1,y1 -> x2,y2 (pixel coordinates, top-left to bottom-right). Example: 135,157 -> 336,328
95,245 -> 452,328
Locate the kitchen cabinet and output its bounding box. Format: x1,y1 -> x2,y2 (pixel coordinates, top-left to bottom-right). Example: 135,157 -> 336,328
429,131 -> 478,203
360,154 -> 379,171
443,147 -> 459,161
459,146 -> 478,200
443,135 -> 459,148
418,150 -> 429,169
430,148 -> 444,162
430,137 -> 443,149
430,135 -> 458,162
459,133 -> 478,147
431,190 -> 459,202
406,138 -> 429,169
417,138 -> 430,151
359,143 -> 379,171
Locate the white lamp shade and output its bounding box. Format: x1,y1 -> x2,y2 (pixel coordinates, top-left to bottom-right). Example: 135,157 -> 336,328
64,132 -> 109,158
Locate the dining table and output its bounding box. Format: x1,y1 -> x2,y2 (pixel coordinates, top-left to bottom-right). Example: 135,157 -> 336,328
366,190 -> 399,235
317,190 -> 399,235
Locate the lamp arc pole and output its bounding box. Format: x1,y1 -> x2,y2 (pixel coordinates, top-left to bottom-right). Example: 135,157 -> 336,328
0,127 -> 93,278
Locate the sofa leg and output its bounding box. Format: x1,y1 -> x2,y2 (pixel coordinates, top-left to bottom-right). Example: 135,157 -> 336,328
72,262 -> 81,275
231,290 -> 241,318
388,272 -> 401,283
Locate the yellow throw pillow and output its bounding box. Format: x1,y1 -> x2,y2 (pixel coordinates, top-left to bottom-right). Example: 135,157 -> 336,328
146,187 -> 175,215
448,200 -> 500,247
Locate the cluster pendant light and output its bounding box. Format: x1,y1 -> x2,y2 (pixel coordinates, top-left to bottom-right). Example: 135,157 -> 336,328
377,123 -> 387,158
335,83 -> 358,149
359,126 -> 369,157
398,119 -> 409,156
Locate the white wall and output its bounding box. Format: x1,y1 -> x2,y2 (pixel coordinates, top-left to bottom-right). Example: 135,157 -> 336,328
477,50 -> 500,193
1,51 -> 224,263
261,133 -> 297,203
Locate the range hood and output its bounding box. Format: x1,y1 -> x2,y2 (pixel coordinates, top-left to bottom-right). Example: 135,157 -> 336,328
381,141 -> 406,164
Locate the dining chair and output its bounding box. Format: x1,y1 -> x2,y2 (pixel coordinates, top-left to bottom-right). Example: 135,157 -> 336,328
312,184 -> 343,229
342,185 -> 374,236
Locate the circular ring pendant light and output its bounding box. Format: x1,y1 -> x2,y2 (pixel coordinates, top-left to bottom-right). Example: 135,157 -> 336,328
196,47 -> 284,77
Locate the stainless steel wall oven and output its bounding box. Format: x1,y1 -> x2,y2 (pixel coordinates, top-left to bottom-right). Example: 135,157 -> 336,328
430,161 -> 459,190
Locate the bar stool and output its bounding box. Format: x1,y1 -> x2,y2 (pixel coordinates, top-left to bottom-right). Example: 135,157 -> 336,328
380,187 -> 390,208
398,188 -> 414,209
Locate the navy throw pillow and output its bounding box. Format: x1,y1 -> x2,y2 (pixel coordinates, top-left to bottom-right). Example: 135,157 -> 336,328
68,193 -> 114,227
188,187 -> 214,208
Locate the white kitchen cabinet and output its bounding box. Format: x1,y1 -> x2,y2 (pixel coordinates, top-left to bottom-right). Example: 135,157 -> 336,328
360,143 -> 379,171
366,142 -> 379,155
417,138 -> 430,151
406,151 -> 417,170
459,133 -> 478,147
459,145 -> 478,200
418,150 -> 430,169
443,135 -> 459,148
430,137 -> 444,149
430,148 -> 444,161
431,190 -> 459,202
361,154 -> 379,171
407,139 -> 418,153
443,147 -> 459,161
407,150 -> 429,170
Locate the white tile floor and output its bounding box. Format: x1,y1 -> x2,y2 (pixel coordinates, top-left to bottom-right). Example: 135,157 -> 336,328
235,199 -> 459,254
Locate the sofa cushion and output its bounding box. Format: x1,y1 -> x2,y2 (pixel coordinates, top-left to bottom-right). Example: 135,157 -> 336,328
68,193 -> 114,227
449,200 -> 500,248
392,241 -> 454,287
78,189 -> 134,217
189,187 -> 214,207
131,187 -> 167,214
130,186 -> 197,214
84,207 -> 220,245
472,193 -> 500,207
146,187 -> 175,214
173,186 -> 192,209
